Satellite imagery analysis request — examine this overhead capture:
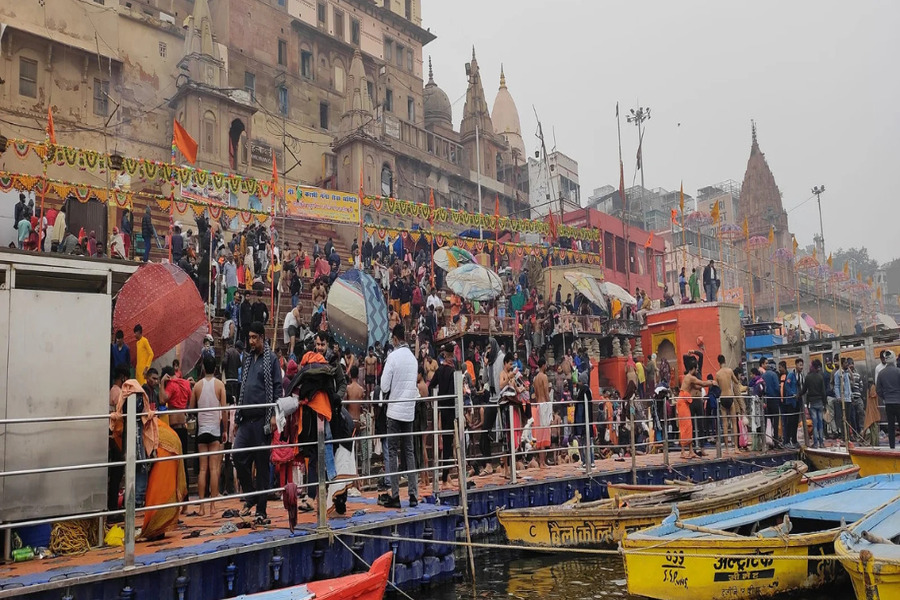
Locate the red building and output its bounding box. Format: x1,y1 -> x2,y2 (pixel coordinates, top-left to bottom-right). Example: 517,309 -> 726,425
563,208 -> 668,300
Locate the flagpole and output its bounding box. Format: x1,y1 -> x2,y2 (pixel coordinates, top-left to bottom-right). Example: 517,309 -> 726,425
38,107 -> 53,253
616,102 -> 631,290
270,158 -> 277,332
359,167 -> 365,271
169,128 -> 176,264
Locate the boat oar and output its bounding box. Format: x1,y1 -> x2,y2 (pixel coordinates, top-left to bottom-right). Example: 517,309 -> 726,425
861,530 -> 897,545
674,520 -> 742,538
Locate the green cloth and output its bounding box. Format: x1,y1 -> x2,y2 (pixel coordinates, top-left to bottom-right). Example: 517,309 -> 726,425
689,272 -> 700,300
510,291 -> 526,312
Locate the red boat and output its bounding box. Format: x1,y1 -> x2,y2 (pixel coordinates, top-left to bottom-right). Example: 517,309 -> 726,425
238,551 -> 392,600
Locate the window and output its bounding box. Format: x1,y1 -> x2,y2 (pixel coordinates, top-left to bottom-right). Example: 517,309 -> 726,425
407,96 -> 415,121
202,113 -> 216,153
93,79 -> 109,116
384,88 -> 393,112
381,164 -> 393,197
405,0 -> 412,19
351,18 -> 360,45
604,232 -> 614,268
244,71 -> 256,100
629,242 -> 638,274
407,49 -> 413,72
317,2 -> 326,26
383,38 -> 392,62
333,9 -> 344,41
614,236 -> 626,273
277,39 -> 287,66
277,0 -> 285,5
19,57 -> 37,98
300,51 -> 312,79
278,86 -> 289,117
158,41 -> 167,57
395,44 -> 404,68
319,102 -> 329,129
366,81 -> 374,103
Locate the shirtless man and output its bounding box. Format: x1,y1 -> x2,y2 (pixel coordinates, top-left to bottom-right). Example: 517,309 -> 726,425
364,346 -> 378,399
715,354 -> 743,451
345,365 -> 365,423
423,353 -> 438,384
679,352 -> 713,459
532,358 -> 551,468
496,354 -> 519,477
388,305 -> 400,333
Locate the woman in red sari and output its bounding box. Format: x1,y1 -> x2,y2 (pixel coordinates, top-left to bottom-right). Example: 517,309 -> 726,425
140,421 -> 187,540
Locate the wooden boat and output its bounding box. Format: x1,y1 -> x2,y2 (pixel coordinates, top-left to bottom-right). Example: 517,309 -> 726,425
623,475 -> 900,600
802,445 -> 851,470
835,488 -> 900,600
849,446 -> 900,477
498,461 -> 807,548
606,480 -> 694,500
237,551 -> 392,600
795,464 -> 860,493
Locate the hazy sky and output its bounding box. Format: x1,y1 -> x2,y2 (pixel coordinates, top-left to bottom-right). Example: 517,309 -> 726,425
423,0 -> 900,263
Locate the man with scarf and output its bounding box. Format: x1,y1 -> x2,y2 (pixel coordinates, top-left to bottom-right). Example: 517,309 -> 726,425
477,337 -> 506,477
233,321 -> 282,522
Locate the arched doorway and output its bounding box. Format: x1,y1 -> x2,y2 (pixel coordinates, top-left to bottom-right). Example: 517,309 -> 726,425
228,119 -> 245,171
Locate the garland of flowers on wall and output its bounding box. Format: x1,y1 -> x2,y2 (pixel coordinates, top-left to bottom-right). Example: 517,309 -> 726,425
360,195 -> 600,242
0,172 -> 271,223
363,224 -> 604,266
6,139 -> 275,199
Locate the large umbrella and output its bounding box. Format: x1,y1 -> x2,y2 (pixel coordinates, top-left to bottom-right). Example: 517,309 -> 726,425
795,255 -> 819,271
801,312 -> 817,328
873,313 -> 899,330
720,223 -> 743,240
747,235 -> 770,250
780,312 -> 811,333
327,269 -> 389,355
445,263 -> 503,301
563,271 -> 608,312
113,262 -> 208,373
434,246 -> 476,272
685,211 -> 713,228
599,281 -> 637,305
772,247 -> 794,264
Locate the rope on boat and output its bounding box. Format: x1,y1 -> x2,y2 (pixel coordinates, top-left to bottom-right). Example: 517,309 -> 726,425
338,531 -> 900,565
49,520 -> 100,556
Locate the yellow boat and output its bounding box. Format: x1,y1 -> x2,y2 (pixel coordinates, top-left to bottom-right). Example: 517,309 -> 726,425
849,446 -> 900,477
624,475 -> 900,600
498,461 -> 807,548
802,445 -> 851,470
835,483 -> 900,600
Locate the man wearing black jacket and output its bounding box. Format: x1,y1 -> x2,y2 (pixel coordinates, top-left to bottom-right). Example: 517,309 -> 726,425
702,260 -> 718,302
429,344 -> 457,486
239,294 -> 253,347
801,359 -> 827,448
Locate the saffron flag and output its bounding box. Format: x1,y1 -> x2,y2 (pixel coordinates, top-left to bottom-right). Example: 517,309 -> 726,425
710,200 -> 720,224
644,231 -> 654,247
813,248 -> 818,261
843,261 -> 850,276
548,212 -> 558,242
742,216 -> 749,240
768,226 -> 774,246
670,208 -> 678,225
877,286 -> 883,300
827,253 -> 833,269
429,189 -> 436,225
172,119 -> 198,164
46,105 -> 56,145
272,153 -> 279,189
868,276 -> 873,286
679,182 -> 685,215
792,235 -> 798,255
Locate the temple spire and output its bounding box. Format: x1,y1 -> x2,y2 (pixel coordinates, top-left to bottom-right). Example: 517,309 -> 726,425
428,56 -> 434,83
751,119 -> 758,150
499,64 -> 506,88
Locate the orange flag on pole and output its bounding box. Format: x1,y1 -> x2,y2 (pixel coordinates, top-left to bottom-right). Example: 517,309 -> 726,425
46,105 -> 56,145
710,200 -> 720,224
742,216 -> 749,240
172,119 -> 198,164
670,209 -> 678,225
768,226 -> 775,246
644,231 -> 654,247
271,153 -> 279,190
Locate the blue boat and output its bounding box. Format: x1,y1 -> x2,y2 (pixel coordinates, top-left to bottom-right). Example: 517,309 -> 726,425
836,491 -> 900,600
622,474 -> 900,600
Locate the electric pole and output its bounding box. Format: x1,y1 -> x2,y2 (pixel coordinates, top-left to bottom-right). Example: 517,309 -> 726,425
627,105 -> 651,230
812,185 -> 826,257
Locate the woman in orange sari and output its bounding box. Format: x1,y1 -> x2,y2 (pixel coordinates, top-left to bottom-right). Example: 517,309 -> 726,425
678,352 -> 712,460
140,421 -> 187,540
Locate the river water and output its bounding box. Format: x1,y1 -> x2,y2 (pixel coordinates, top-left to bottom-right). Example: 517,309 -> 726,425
389,547 -> 849,600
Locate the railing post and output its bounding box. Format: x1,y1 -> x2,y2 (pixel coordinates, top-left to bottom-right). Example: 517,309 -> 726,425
316,417 -> 327,530
583,390 -> 592,475
508,404 -> 517,485
799,395 -> 809,449
715,400 -> 723,459
629,400 -> 637,485
453,372 -> 468,495
662,395 -> 669,468
432,395 -> 440,497
124,392 -> 136,568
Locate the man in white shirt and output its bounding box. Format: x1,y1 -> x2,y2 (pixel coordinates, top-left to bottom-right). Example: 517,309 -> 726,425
875,350 -> 888,384
378,324 -> 420,508
427,290 -> 443,319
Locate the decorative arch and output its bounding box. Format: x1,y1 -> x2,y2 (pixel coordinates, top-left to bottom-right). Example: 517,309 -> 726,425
228,118 -> 246,170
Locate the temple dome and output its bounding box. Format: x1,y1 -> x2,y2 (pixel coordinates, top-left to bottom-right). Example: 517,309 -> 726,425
491,65 -> 526,161
423,57 -> 452,130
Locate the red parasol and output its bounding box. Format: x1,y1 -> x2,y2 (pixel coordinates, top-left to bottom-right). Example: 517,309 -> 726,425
747,235 -> 770,249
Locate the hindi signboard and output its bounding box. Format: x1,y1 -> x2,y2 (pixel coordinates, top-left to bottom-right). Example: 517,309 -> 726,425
285,186 -> 360,225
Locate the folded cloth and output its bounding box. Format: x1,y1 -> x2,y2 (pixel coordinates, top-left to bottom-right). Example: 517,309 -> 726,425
275,396 -> 299,433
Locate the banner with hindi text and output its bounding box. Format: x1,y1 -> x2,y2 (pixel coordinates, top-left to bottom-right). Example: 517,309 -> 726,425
285,186 -> 360,225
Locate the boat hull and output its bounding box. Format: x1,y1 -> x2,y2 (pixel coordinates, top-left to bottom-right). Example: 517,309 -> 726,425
795,464 -> 860,493
239,551 -> 392,600
606,482 -> 680,500
802,446 -> 851,471
499,464 -> 805,548
624,533 -> 841,600
849,447 -> 900,477
837,548 -> 900,600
